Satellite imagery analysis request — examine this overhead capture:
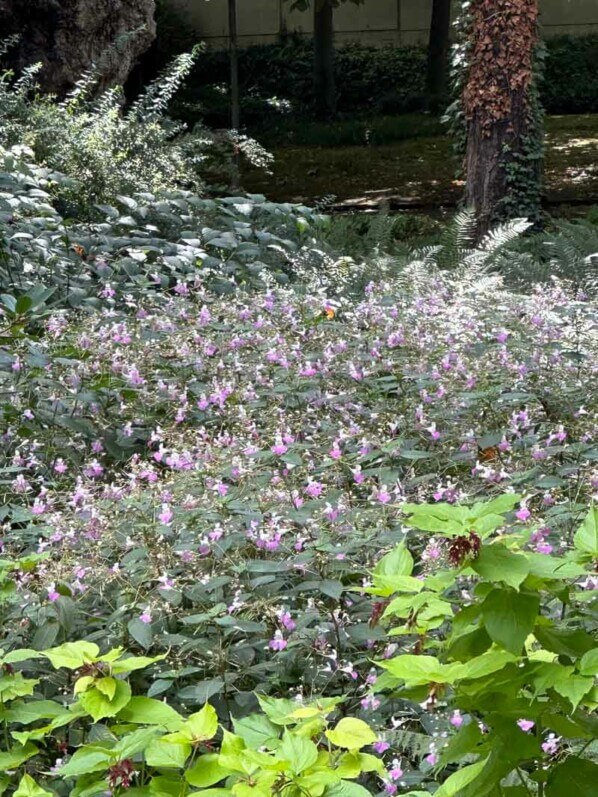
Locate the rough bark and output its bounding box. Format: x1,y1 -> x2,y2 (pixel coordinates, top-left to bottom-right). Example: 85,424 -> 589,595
463,0 -> 541,238
314,0 -> 335,119
0,0 -> 156,95
426,0 -> 451,113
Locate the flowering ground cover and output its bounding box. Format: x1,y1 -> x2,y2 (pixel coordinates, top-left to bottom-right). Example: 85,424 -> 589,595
1,140 -> 597,794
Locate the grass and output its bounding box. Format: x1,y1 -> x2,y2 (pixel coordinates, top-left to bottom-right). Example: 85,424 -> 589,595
243,114 -> 598,209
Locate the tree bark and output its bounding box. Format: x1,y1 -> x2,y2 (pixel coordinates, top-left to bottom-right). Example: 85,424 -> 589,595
463,0 -> 542,238
0,0 -> 155,95
228,0 -> 240,130
426,0 -> 452,113
314,0 -> 336,119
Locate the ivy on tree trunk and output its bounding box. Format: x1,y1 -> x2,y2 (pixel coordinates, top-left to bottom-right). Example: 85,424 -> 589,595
462,0 -> 544,237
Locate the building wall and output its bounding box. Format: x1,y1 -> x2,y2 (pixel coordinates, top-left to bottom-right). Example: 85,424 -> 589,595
166,0 -> 598,48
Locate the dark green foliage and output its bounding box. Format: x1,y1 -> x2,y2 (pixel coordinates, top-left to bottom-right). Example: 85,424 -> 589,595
161,35 -> 598,135
540,34 -> 598,114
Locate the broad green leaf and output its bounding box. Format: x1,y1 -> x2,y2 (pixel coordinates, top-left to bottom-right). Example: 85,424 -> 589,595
95,676 -> 117,700
1,649 -> 44,665
374,543 -> 413,578
145,738 -> 191,769
472,494 -> 523,517
439,722 -> 482,765
58,747 -> 111,777
232,713 -> 279,749
114,727 -> 161,760
14,775 -> 52,797
546,756 -> 598,797
481,588 -> 539,654
435,757 -> 489,797
78,679 -> 132,721
280,732 -> 319,774
185,703 -> 219,742
127,617 -> 153,650
324,781 -> 375,797
325,718 -> 377,750
579,648 -> 598,677
0,743 -> 39,770
472,544 -> 529,589
3,699 -> 66,725
573,507 -> 598,555
111,654 -> 164,674
43,641 -> 99,670
534,624 -> 595,658
186,754 -> 231,787
118,697 -> 183,729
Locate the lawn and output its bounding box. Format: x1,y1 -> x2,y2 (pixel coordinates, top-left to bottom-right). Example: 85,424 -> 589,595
243,114 -> 598,210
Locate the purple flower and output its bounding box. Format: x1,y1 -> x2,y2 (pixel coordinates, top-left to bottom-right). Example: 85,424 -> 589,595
268,631 -> 287,651
373,741 -> 390,754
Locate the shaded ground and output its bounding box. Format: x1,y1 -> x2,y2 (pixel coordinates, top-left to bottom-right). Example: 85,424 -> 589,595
243,115 -> 598,210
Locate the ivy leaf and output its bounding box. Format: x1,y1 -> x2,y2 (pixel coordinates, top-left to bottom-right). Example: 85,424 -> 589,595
481,588 -> 539,654
325,718 -> 377,750
573,507 -> 598,555
472,544 -> 529,589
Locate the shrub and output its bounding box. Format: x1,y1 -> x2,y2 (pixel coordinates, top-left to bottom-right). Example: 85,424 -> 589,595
371,502 -> 598,794
0,642 -> 384,794
164,34 -> 598,134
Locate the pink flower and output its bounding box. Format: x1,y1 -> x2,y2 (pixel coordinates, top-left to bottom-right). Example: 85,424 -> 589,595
375,486 -> 392,504
373,741 -> 390,754
425,752 -> 438,766
305,481 -> 324,499
139,611 -> 152,624
541,734 -> 560,755
158,504 -> 173,525
517,719 -> 535,733
450,710 -> 464,728
516,507 -> 531,522
268,631 -> 287,651
388,760 -> 403,780
47,583 -> 60,602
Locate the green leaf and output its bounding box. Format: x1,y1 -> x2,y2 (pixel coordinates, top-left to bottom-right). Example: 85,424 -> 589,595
14,775 -> 52,797
439,722 -> 482,765
546,756 -> 598,797
472,494 -> 523,517
43,641 -> 99,670
325,718 -> 377,750
58,746 -> 111,777
0,743 -> 39,770
579,648 -> 598,677
118,697 -> 183,729
481,588 -> 539,654
232,714 -> 280,749
1,649 -> 44,665
78,680 -> 132,721
114,727 -> 161,760
145,738 -> 191,769
573,507 -> 598,555
111,654 -> 164,674
280,732 -> 319,774
127,617 -> 153,649
472,544 -> 529,589
185,703 -> 219,742
534,624 -> 595,658
435,757 -> 489,797
186,754 -> 231,787
374,543 -> 413,578
324,782 -> 372,797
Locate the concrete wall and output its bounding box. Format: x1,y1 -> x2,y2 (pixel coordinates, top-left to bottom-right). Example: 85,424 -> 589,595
166,0 -> 598,48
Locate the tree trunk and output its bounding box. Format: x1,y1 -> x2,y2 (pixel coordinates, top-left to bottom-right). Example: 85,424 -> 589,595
228,0 -> 240,130
426,0 -> 451,113
0,0 -> 155,95
314,0 -> 336,119
463,0 -> 542,238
